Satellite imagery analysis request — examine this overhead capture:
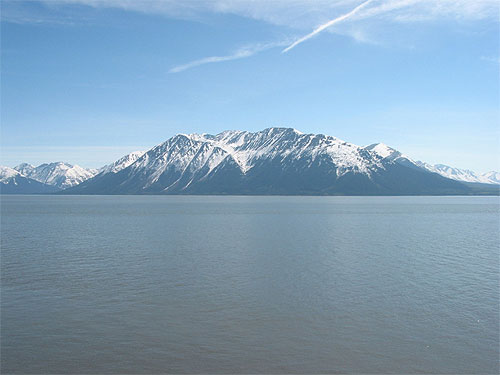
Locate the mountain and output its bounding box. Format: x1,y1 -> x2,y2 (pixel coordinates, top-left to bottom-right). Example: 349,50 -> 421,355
14,162 -> 97,189
365,143 -> 500,185
62,127 -> 486,196
414,162 -> 500,185
482,171 -> 500,184
98,151 -> 145,175
0,166 -> 60,194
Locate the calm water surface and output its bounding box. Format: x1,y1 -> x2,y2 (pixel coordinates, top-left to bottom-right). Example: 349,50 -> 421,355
1,195 -> 499,374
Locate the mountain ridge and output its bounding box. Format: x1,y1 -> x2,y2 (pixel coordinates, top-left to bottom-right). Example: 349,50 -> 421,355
13,162 -> 97,189
0,166 -> 60,194
61,128 -> 498,196
3,128 -> 498,195
364,142 -> 499,184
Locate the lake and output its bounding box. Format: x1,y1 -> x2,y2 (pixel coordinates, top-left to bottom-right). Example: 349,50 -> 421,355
1,195 -> 499,373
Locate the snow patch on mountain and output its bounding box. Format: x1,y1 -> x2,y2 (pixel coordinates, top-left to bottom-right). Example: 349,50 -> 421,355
363,143 -> 413,163
364,143 -> 395,159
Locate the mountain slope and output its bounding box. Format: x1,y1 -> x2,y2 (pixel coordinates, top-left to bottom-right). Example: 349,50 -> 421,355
98,151 -> 145,175
363,143 -> 421,170
0,167 -> 60,194
63,128 -> 475,196
14,163 -> 36,176
14,162 -> 97,189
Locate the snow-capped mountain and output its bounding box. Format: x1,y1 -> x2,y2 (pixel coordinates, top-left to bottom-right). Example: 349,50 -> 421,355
364,143 -> 500,185
482,171 -> 500,184
127,128 -> 384,186
98,151 -> 145,174
63,128 -> 482,195
0,166 -> 21,183
415,162 -> 500,185
0,166 -> 59,194
14,162 -> 97,189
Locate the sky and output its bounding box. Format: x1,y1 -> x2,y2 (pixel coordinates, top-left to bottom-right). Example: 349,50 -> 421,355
1,0 -> 499,172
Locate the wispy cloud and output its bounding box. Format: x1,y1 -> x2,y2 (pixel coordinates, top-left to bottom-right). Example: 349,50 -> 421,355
282,0 -> 375,53
169,41 -> 286,73
10,1 -> 499,28
4,0 -> 498,64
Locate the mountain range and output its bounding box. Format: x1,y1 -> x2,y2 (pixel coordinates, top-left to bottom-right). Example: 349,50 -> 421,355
0,167 -> 60,194
13,162 -> 98,189
1,128 -> 498,195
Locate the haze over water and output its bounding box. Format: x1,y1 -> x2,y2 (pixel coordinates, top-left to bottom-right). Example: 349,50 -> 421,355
1,195 -> 498,373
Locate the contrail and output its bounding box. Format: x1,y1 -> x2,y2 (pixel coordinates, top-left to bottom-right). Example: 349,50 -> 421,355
169,50 -> 253,73
282,0 -> 375,53
169,41 -> 288,73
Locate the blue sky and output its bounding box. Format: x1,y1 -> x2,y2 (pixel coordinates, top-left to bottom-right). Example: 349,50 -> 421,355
1,0 -> 499,172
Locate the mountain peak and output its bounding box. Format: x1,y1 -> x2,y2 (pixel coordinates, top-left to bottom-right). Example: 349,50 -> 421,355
0,166 -> 21,182
364,143 -> 399,159
14,163 -> 35,176
15,162 -> 34,168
